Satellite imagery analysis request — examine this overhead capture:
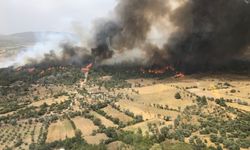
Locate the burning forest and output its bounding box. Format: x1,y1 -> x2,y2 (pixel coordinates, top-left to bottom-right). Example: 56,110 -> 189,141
0,0 -> 250,74
90,0 -> 250,73
1,1 -> 250,150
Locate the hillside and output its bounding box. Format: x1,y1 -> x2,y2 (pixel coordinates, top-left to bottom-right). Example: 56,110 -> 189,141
0,66 -> 249,150
0,32 -> 77,47
0,32 -> 79,64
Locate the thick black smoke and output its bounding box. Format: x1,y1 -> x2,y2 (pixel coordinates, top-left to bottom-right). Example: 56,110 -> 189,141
93,0 -> 250,72
92,0 -> 169,60
166,0 -> 250,72
25,0 -> 250,72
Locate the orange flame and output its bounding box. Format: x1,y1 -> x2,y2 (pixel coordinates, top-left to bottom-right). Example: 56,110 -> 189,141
141,65 -> 175,75
81,63 -> 93,73
141,65 -> 185,78
40,70 -> 45,75
27,67 -> 35,73
174,72 -> 185,78
16,67 -> 22,72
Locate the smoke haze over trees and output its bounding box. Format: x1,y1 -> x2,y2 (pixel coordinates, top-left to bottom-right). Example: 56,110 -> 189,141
1,0 -> 250,72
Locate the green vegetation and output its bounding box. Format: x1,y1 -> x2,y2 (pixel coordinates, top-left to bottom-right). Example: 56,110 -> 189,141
0,65 -> 249,149
29,132 -> 106,150
174,92 -> 181,99
197,96 -> 208,107
215,98 -> 227,107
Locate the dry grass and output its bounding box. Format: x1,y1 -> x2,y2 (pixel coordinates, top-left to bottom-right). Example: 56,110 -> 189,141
227,103 -> 250,112
31,95 -> 68,107
124,118 -> 170,135
84,133 -> 108,145
90,111 -> 118,128
72,116 -> 98,136
127,78 -> 159,87
46,119 -> 75,143
102,105 -> 133,123
132,84 -> 194,110
117,100 -> 179,120
107,141 -> 132,150
171,79 -> 250,103
134,84 -> 175,94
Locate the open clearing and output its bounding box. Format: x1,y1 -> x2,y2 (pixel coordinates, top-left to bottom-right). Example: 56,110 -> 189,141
46,119 -> 75,143
107,141 -> 132,150
90,111 -> 118,128
31,95 -> 68,107
72,116 -> 98,136
227,103 -> 250,112
84,133 -> 108,145
124,118 -> 170,135
132,84 -> 194,110
117,100 -> 179,120
102,105 -> 133,123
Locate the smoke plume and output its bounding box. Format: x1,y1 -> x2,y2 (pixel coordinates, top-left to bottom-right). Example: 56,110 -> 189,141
2,0 -> 250,72
166,0 -> 250,71
92,0 -> 170,61
92,0 -> 250,71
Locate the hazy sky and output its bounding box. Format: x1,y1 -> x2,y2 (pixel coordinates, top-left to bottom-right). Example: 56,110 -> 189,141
0,0 -> 116,35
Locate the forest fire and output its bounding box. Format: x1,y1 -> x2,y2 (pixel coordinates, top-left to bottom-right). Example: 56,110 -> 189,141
174,72 -> 185,78
140,65 -> 184,78
27,67 -> 35,73
15,67 -> 23,72
81,63 -> 93,83
140,66 -> 175,75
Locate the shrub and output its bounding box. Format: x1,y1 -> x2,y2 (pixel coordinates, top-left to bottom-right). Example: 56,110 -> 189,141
175,92 -> 181,99
215,98 -> 227,107
230,89 -> 236,93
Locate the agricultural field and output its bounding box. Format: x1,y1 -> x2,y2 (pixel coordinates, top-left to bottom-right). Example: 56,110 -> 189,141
131,84 -> 195,110
0,122 -> 42,150
0,66 -> 249,150
46,119 -> 75,143
1,0 -> 250,149
31,95 -> 68,107
124,118 -> 168,135
72,116 -> 98,136
90,111 -> 118,128
102,105 -> 133,123
116,100 -> 179,120
84,133 -> 108,145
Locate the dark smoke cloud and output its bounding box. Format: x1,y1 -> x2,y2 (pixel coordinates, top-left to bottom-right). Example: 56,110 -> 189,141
93,0 -> 250,72
26,0 -> 250,72
92,0 -> 169,60
165,0 -> 250,71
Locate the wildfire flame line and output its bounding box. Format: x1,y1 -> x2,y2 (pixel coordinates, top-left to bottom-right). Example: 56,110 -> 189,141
140,65 -> 184,78
81,63 -> 93,83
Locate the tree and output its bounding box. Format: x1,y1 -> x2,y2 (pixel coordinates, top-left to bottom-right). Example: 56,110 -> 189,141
197,96 -> 208,106
160,127 -> 169,138
175,92 -> 181,99
93,118 -> 101,126
104,127 -> 118,139
216,145 -> 223,150
135,115 -> 143,123
174,118 -> 180,128
210,134 -> 218,143
230,89 -> 236,93
215,98 -> 227,107
164,116 -> 171,121
75,129 -> 82,138
137,128 -> 142,135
